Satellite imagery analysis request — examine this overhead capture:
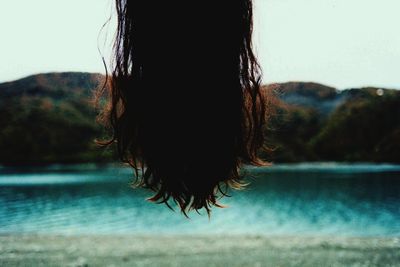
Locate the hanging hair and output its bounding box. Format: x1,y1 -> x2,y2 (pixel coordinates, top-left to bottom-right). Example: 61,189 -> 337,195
97,0 -> 267,215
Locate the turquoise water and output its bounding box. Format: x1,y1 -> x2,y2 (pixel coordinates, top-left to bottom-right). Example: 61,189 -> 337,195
0,163 -> 399,236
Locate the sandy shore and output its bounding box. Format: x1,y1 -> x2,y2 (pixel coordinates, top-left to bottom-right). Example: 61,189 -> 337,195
0,234 -> 399,267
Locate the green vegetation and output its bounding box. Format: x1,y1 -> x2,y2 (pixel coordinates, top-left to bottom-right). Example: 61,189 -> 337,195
0,72 -> 114,164
0,73 -> 399,165
310,88 -> 400,162
262,83 -> 400,163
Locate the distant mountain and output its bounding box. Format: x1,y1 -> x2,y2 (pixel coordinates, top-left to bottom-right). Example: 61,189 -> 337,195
0,72 -> 102,98
0,72 -> 112,165
270,82 -> 346,116
0,72 -> 399,164
263,82 -> 400,162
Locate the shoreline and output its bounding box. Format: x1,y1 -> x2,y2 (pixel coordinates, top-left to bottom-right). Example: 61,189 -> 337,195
1,234 -> 399,267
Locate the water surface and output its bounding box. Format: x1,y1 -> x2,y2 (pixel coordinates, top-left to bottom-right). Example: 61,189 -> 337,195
0,163 -> 399,236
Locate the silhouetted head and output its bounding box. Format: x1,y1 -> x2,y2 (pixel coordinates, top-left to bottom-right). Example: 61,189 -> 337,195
98,0 -> 267,215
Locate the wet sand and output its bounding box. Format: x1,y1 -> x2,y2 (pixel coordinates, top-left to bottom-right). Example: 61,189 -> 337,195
1,234 -> 399,267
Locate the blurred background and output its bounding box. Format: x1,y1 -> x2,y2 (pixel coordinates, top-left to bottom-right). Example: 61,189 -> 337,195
0,0 -> 399,266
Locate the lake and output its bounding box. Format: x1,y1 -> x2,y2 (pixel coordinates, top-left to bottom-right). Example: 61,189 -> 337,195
0,163 -> 399,236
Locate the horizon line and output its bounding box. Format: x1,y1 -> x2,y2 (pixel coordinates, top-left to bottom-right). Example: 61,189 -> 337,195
1,71 -> 399,91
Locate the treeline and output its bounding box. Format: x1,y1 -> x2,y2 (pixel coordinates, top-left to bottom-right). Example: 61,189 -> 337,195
0,72 -> 113,164
262,83 -> 400,162
0,72 -> 399,165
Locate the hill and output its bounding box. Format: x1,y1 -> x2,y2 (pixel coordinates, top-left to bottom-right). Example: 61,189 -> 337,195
0,72 -> 112,164
263,83 -> 400,162
0,72 -> 399,164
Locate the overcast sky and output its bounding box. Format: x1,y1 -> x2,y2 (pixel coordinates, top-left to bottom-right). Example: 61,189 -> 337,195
0,0 -> 399,89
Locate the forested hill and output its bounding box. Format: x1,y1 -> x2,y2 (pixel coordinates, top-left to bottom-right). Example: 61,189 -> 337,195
263,82 -> 400,162
0,72 -> 399,164
0,72 -> 109,164
0,72 -> 101,98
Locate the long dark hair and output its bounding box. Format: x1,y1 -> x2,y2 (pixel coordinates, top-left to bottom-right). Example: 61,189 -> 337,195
98,0 -> 267,215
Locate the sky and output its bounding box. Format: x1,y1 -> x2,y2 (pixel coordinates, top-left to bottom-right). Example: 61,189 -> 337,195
0,0 -> 399,89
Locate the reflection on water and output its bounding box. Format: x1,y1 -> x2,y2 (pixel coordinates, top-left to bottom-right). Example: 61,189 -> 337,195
0,163 -> 399,236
